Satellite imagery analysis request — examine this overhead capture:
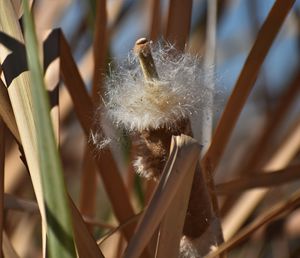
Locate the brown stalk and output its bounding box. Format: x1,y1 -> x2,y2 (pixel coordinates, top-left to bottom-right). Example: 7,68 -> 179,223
79,149 -> 97,232
165,0 -> 193,50
149,0 -> 161,40
216,163 -> 300,195
202,0 -> 296,177
80,0 -> 107,229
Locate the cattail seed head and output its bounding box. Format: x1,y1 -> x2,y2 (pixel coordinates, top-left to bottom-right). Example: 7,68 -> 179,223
98,38 -> 216,179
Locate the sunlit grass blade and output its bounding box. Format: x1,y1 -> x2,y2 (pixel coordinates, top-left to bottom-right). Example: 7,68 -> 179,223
0,0 -> 47,255
22,0 -> 76,257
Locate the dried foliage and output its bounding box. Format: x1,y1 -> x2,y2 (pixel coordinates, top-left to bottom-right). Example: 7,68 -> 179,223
0,0 -> 299,258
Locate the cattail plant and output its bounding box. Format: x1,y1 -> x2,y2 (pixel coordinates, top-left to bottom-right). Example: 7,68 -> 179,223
96,37 -> 223,256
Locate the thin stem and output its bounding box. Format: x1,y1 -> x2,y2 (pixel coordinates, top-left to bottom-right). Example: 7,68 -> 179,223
134,38 -> 159,82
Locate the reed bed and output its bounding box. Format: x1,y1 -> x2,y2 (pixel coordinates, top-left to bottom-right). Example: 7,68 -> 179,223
0,0 -> 300,257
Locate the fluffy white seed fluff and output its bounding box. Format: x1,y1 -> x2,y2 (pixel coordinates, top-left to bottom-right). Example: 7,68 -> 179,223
103,42 -> 215,132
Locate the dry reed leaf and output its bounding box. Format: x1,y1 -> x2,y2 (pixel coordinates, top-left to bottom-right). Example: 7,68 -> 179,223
165,0 -> 193,50
79,149 -> 97,232
0,79 -> 20,142
59,31 -> 136,241
69,197 -> 105,258
123,135 -> 201,258
79,0 -> 107,227
3,231 -> 20,258
155,136 -> 199,258
59,32 -> 95,134
222,117 -> 300,240
59,47 -> 93,123
205,188 -> 300,258
202,0 -> 296,176
216,163 -> 300,195
0,1 -> 47,255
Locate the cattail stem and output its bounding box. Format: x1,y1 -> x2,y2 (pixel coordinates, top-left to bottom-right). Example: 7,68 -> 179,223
134,38 -> 159,82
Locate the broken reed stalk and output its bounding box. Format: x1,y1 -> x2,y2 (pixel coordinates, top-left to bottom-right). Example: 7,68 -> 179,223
133,38 -> 223,254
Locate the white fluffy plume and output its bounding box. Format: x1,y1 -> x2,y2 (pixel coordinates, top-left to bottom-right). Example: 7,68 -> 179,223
103,42 -> 215,132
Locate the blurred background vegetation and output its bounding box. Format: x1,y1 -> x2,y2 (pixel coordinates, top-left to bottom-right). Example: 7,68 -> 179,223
1,0 -> 300,257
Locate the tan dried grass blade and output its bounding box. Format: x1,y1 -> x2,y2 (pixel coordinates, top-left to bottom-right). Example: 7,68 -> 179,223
202,0 -> 296,176
124,135 -> 201,258
222,117 -> 300,240
165,0 -> 192,50
205,188 -> 300,258
155,137 -> 199,258
216,163 -> 300,195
